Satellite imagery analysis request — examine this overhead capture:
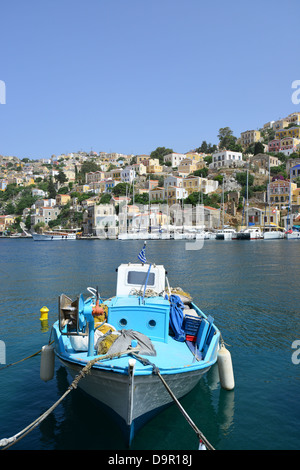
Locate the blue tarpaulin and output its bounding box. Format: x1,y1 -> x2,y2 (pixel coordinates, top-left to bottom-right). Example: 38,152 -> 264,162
168,294 -> 186,342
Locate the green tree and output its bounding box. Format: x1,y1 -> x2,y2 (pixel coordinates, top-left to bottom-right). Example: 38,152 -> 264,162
112,183 -> 130,196
99,193 -> 112,204
55,169 -> 68,184
47,177 -> 56,199
235,172 -> 254,187
217,127 -> 242,152
25,214 -> 32,230
150,147 -> 173,165
4,202 -> 16,215
192,167 -> 209,178
254,142 -> 265,155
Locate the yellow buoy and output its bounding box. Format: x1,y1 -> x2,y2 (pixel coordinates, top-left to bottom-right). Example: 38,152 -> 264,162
40,306 -> 49,322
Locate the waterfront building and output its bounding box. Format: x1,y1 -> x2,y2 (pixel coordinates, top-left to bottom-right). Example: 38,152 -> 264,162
246,207 -> 280,227
82,203 -> 117,237
0,215 -> 16,232
31,206 -> 60,227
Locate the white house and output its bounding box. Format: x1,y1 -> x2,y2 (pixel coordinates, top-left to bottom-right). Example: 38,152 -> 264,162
209,151 -> 244,169
121,167 -> 136,183
32,188 -> 47,198
163,153 -> 186,167
164,175 -> 183,189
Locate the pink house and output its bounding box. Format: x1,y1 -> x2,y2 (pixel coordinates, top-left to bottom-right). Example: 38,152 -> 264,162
268,139 -> 281,153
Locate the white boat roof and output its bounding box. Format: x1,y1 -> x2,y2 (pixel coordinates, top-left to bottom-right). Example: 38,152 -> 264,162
116,263 -> 166,296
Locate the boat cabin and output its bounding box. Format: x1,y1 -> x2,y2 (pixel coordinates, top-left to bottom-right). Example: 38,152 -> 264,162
116,263 -> 166,296
107,263 -> 170,343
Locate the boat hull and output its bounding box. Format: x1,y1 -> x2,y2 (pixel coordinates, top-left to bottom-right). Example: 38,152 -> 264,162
263,231 -> 285,239
286,231 -> 300,239
32,233 -> 77,241
58,355 -> 210,445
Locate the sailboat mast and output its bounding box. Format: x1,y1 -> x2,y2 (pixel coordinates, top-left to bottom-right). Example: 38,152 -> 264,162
246,169 -> 249,228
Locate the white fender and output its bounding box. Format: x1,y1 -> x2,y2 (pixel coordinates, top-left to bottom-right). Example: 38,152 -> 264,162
40,344 -> 55,382
217,343 -> 235,391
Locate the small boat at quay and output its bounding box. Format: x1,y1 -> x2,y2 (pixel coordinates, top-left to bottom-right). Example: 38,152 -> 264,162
286,226 -> 300,239
263,226 -> 286,240
43,243 -> 234,447
32,230 -> 78,241
215,228 -> 237,240
236,227 -> 263,240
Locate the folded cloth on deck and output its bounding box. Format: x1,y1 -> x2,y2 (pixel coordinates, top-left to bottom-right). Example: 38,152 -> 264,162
107,329 -> 157,356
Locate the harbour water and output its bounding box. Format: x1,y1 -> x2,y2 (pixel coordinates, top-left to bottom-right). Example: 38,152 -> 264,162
0,238 -> 300,450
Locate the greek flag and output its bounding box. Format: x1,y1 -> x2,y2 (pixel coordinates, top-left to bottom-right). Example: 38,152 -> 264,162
138,244 -> 147,263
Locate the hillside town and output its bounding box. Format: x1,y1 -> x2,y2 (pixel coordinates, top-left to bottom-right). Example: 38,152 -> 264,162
1,111 -> 300,238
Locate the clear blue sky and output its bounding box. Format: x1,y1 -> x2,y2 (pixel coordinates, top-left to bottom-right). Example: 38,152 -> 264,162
1,0 -> 299,160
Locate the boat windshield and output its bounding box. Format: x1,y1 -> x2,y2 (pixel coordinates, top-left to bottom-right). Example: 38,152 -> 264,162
127,271 -> 155,286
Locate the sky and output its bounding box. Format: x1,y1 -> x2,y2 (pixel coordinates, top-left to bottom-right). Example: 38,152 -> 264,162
0,0 -> 300,160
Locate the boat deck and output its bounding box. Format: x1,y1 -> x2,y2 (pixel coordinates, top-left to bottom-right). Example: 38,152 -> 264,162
56,329 -> 219,376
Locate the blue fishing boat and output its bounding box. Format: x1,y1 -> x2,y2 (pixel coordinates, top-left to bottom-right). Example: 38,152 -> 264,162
48,243 -> 233,446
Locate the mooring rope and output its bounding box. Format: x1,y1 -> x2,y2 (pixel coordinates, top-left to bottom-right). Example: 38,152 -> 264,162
131,352 -> 215,451
0,347 -> 139,450
0,341 -> 54,371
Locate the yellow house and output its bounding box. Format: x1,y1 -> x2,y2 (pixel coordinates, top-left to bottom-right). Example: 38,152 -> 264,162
182,175 -> 201,194
280,137 -> 300,150
292,188 -> 300,205
136,155 -> 150,164
0,215 -> 16,231
56,194 -> 71,206
275,127 -> 300,140
268,180 -> 296,208
178,158 -> 197,174
149,187 -> 165,202
185,152 -> 205,162
240,130 -> 261,148
147,159 -> 162,173
108,168 -> 122,181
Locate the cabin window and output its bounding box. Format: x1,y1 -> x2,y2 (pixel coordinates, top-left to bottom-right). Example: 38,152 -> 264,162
127,271 -> 155,286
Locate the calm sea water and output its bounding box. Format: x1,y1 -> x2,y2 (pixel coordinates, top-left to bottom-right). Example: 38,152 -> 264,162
0,238 -> 300,451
